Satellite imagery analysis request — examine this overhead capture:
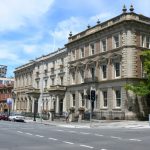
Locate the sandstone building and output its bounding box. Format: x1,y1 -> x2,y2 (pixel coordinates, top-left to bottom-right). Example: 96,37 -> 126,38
14,6 -> 150,120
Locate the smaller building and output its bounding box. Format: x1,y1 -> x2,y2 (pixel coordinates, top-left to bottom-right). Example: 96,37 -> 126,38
0,77 -> 14,113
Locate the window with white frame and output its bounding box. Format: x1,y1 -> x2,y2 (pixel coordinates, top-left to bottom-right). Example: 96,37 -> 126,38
80,47 -> 84,58
101,64 -> 107,79
115,89 -> 121,107
101,39 -> 107,52
146,36 -> 150,49
80,70 -> 84,83
72,94 -> 75,106
113,34 -> 120,48
114,62 -> 121,77
103,91 -> 107,107
90,43 -> 95,55
72,50 -> 76,61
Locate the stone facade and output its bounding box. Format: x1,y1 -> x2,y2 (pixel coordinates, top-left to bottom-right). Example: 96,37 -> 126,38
14,48 -> 68,116
14,7 -> 150,120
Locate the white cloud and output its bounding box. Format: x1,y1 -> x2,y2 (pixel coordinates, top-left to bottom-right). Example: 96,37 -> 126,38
0,0 -> 54,31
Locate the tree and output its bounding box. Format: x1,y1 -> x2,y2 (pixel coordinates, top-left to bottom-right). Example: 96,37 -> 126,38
125,50 -> 150,96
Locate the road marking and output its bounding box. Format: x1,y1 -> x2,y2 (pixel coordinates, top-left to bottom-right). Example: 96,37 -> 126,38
80,132 -> 90,135
110,136 -> 122,140
35,135 -> 44,138
129,139 -> 142,142
25,133 -> 33,135
94,133 -> 104,137
101,149 -> 107,150
56,129 -> 64,132
48,138 -> 58,141
17,131 -> 23,133
80,144 -> 94,149
62,141 -> 74,145
68,130 -> 76,133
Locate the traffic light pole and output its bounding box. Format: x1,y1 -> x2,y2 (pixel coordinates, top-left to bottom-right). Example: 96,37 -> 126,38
90,96 -> 92,127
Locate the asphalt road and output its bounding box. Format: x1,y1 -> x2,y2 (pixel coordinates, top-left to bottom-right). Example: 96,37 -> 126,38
0,120 -> 150,150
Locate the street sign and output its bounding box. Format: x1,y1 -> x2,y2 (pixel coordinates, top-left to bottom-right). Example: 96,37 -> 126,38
7,98 -> 12,105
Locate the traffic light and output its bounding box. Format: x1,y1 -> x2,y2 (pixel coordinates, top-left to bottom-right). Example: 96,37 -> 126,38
91,90 -> 96,101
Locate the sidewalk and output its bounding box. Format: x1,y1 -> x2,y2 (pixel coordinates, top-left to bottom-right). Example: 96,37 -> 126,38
25,117 -> 150,129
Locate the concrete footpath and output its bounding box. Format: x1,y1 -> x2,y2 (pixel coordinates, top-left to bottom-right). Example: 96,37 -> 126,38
25,117 -> 150,129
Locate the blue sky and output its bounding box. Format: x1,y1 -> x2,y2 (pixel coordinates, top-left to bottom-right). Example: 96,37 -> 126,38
0,0 -> 149,77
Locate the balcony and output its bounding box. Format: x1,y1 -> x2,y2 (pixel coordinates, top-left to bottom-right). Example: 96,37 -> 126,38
26,87 -> 40,98
84,77 -> 98,83
48,85 -> 66,93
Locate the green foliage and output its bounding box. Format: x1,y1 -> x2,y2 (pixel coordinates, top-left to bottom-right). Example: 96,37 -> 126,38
125,50 -> 150,96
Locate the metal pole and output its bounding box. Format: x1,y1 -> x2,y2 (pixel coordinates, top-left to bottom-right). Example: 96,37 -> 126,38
90,90 -> 92,127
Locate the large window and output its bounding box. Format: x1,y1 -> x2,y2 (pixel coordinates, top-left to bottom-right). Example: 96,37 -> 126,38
114,62 -> 120,77
115,90 -> 121,107
113,34 -> 120,48
80,47 -> 84,58
90,43 -> 95,55
81,93 -> 84,106
91,67 -> 95,80
101,39 -> 107,52
52,78 -> 55,85
44,79 -> 47,88
72,50 -> 76,61
102,64 -> 107,79
72,73 -> 75,84
146,36 -> 150,49
72,94 -> 75,106
103,91 -> 107,107
60,77 -> 63,85
80,70 -> 84,83
36,80 -> 39,88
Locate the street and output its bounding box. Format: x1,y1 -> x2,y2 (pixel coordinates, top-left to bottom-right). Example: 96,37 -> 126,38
0,120 -> 150,150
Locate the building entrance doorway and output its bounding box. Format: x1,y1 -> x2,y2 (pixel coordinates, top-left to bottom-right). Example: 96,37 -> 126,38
59,99 -> 63,115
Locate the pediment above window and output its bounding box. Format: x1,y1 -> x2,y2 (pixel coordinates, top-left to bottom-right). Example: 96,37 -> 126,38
109,52 -> 122,62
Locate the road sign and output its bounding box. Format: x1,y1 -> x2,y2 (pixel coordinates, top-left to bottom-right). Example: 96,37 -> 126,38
7,98 -> 12,105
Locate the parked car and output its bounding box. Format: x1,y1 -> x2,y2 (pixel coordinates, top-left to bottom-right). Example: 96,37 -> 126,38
9,112 -> 25,122
0,113 -> 9,121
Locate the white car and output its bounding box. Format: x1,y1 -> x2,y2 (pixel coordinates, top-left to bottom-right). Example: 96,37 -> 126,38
9,112 -> 25,122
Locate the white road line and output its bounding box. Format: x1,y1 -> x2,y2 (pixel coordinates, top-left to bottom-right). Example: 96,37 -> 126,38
110,136 -> 122,140
94,133 -> 104,137
68,131 -> 76,133
101,149 -> 107,150
62,141 -> 74,145
80,144 -> 94,149
48,138 -> 58,141
25,133 -> 33,135
17,131 -> 23,133
35,135 -> 44,138
129,139 -> 142,142
56,130 -> 64,132
80,132 -> 90,135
